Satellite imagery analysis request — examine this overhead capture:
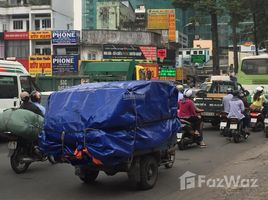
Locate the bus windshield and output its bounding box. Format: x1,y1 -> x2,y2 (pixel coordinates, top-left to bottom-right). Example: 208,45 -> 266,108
241,58 -> 268,75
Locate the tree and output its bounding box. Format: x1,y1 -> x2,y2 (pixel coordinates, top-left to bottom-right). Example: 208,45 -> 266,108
173,0 -> 222,75
221,0 -> 249,73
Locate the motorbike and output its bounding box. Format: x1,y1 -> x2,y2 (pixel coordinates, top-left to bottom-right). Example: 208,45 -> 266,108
250,111 -> 264,131
264,115 -> 268,138
219,112 -> 229,136
7,134 -> 56,174
227,118 -> 248,143
177,118 -> 203,150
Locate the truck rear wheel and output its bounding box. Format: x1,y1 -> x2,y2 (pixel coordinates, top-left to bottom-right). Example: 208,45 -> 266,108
139,156 -> 158,190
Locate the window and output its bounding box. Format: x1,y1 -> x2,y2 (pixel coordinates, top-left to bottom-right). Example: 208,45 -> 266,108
20,76 -> 35,94
35,20 -> 40,30
186,51 -> 190,55
199,51 -> 203,55
178,51 -> 182,55
13,20 -> 23,30
43,48 -> 51,55
7,40 -> 29,58
42,19 -> 51,29
241,59 -> 268,75
193,51 -> 198,55
88,53 -> 96,60
0,76 -> 18,98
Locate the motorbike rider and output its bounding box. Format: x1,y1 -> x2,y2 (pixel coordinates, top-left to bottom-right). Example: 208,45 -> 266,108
176,84 -> 184,102
178,88 -> 207,147
222,88 -> 233,113
239,91 -> 250,135
250,86 -> 268,117
30,90 -> 46,116
227,90 -> 249,138
20,91 -> 43,117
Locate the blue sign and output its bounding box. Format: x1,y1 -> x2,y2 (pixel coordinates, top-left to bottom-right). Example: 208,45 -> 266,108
52,55 -> 79,74
52,30 -> 80,44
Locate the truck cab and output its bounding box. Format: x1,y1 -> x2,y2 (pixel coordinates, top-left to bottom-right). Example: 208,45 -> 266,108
0,60 -> 36,112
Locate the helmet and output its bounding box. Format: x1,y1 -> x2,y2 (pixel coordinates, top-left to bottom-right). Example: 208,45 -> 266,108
20,91 -> 30,102
30,91 -> 41,103
232,90 -> 240,97
256,86 -> 264,92
176,85 -> 184,91
183,88 -> 193,98
227,88 -> 233,94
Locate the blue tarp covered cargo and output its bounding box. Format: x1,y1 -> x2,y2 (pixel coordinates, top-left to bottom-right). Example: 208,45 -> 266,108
39,81 -> 180,166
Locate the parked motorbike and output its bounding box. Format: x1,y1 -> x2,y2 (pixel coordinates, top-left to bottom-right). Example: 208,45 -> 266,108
227,118 -> 248,143
219,112 -> 229,136
250,111 -> 264,131
7,134 -> 56,174
177,118 -> 202,150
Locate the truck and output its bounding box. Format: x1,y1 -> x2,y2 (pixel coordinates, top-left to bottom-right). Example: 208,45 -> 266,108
0,60 -> 37,112
36,61 -> 149,92
194,76 -> 248,126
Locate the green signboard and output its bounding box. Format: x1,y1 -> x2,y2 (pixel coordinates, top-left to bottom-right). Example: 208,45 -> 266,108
191,55 -> 206,64
159,68 -> 176,77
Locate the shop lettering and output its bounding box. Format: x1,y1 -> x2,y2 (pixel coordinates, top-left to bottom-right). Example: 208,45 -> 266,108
53,32 -> 76,38
53,57 -> 74,64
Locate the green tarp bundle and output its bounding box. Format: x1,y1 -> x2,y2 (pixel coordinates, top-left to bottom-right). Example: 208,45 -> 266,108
0,109 -> 44,140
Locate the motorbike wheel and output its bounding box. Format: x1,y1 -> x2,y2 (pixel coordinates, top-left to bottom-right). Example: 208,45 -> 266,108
139,156 -> 158,190
47,155 -> 57,164
233,132 -> 241,143
265,127 -> 268,138
79,168 -> 99,184
178,139 -> 186,151
10,147 -> 30,174
165,152 -> 175,169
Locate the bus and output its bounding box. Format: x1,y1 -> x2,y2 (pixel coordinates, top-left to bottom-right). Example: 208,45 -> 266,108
237,54 -> 268,92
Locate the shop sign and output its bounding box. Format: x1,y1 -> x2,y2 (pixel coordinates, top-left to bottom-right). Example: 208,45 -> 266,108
29,55 -> 52,76
29,31 -> 51,40
52,30 -> 80,44
52,55 -> 79,74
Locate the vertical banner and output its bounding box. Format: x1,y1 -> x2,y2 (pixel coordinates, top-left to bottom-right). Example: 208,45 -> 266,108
29,56 -> 52,76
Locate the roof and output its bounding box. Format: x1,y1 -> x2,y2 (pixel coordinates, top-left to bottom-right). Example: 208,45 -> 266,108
0,60 -> 28,75
241,54 -> 268,60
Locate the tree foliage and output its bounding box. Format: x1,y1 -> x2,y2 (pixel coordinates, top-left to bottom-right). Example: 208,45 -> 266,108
172,0 -> 221,75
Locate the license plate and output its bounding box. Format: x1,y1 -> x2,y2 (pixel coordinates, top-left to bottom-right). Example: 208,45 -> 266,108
177,133 -> 183,141
230,124 -> 237,130
251,118 -> 257,123
8,141 -> 17,150
202,112 -> 214,116
265,119 -> 268,124
220,122 -> 227,129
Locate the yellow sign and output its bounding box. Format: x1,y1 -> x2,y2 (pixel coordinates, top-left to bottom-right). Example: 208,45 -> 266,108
176,68 -> 184,80
29,31 -> 51,40
29,55 -> 52,76
147,9 -> 176,42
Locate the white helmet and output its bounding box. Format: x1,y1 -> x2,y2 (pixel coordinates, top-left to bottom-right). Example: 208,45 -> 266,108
256,86 -> 264,92
183,88 -> 193,97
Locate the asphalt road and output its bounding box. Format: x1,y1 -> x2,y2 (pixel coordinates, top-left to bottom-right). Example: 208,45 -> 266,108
0,125 -> 267,200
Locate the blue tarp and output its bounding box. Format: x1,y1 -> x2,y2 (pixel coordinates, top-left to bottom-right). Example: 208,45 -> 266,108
39,81 -> 180,166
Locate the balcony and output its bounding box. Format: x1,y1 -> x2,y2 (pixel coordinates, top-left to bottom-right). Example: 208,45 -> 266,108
0,0 -> 51,7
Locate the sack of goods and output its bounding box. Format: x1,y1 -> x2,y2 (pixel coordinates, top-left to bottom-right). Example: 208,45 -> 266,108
39,81 -> 180,167
0,109 -> 44,140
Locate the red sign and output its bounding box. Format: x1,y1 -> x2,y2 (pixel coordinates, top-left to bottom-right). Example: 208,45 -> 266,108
4,32 -> 29,40
139,47 -> 157,61
157,49 -> 167,60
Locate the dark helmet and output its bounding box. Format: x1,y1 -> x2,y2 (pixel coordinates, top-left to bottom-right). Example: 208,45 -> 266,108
30,91 -> 41,103
232,90 -> 240,97
20,91 -> 30,102
227,88 -> 233,94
